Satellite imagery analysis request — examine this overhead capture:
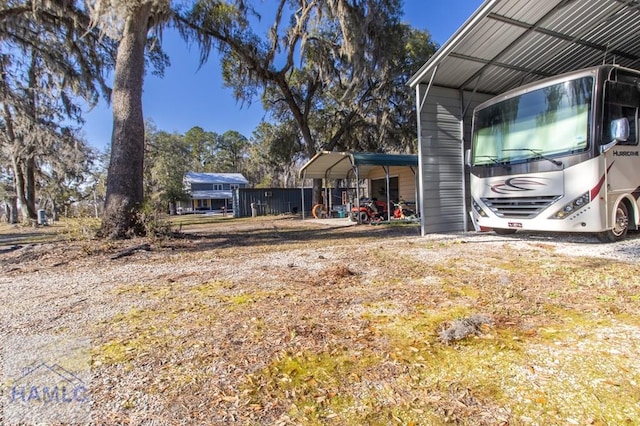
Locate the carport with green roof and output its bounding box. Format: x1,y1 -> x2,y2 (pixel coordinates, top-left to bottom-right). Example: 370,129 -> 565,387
299,151 -> 419,221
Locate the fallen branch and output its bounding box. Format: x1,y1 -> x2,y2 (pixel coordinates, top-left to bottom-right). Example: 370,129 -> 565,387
0,244 -> 22,254
110,243 -> 151,260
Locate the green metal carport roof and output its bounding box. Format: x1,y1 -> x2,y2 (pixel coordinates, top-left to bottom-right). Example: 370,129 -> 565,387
299,151 -> 418,180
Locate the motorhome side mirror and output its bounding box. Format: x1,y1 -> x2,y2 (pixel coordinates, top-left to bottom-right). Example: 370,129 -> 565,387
601,117 -> 630,153
465,149 -> 472,166
611,117 -> 630,142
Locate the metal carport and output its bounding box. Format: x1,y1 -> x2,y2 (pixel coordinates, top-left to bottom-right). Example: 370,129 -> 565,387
299,151 -> 418,221
408,0 -> 640,235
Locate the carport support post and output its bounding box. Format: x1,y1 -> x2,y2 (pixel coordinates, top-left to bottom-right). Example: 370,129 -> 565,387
384,166 -> 391,223
301,171 -> 306,220
460,89 -> 468,232
355,167 -> 361,224
411,166 -> 419,217
325,184 -> 331,213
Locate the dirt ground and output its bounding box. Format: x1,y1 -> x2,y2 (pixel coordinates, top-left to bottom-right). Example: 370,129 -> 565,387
1,216 -> 639,425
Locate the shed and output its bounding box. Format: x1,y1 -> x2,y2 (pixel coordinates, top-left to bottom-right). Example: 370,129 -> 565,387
299,151 -> 419,219
408,0 -> 640,235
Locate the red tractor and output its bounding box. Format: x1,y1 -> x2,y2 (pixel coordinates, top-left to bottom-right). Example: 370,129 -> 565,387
350,198 -> 387,223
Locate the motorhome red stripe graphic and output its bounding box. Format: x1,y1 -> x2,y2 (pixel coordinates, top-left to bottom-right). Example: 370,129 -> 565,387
590,163 -> 614,200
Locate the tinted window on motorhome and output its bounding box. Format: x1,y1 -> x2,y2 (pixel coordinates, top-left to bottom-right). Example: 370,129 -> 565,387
472,77 -> 593,165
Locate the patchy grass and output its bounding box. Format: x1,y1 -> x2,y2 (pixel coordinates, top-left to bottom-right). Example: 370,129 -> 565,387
0,220 -> 71,245
245,348 -> 383,424
5,216 -> 640,424
94,280 -> 218,368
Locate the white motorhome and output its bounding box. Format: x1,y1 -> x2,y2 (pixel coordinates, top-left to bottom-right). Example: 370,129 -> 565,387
467,65 -> 640,242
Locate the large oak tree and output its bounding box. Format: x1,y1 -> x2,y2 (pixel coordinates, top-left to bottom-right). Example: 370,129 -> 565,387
88,0 -> 173,237
182,0 -> 437,203
0,0 -> 113,223
92,0 -> 241,238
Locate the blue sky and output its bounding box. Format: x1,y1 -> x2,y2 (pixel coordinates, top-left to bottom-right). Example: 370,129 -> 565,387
82,0 -> 483,151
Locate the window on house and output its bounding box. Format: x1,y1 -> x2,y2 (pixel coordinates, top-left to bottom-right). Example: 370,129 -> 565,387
192,183 -> 212,191
213,184 -> 223,190
230,184 -> 239,190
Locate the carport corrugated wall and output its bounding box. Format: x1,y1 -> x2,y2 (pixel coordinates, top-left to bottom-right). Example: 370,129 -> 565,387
417,86 -> 492,234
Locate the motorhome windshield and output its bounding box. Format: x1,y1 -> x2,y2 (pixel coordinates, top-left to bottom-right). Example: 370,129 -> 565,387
472,76 -> 593,166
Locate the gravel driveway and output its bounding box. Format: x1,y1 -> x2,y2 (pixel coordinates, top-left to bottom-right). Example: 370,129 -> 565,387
1,218 -> 639,424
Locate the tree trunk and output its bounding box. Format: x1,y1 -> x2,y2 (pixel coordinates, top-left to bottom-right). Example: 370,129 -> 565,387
312,178 -> 323,205
100,5 -> 152,238
5,198 -> 18,224
1,201 -> 8,223
12,156 -> 36,223
13,157 -> 27,222
51,198 -> 58,222
25,156 -> 37,218
4,102 -> 36,223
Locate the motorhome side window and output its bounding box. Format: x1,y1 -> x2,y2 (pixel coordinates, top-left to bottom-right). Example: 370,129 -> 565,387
604,80 -> 639,146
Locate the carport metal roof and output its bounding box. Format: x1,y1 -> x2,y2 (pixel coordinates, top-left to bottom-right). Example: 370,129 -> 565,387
408,0 -> 640,94
299,151 -> 418,180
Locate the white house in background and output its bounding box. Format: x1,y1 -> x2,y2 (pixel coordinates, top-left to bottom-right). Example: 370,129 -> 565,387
178,172 -> 249,214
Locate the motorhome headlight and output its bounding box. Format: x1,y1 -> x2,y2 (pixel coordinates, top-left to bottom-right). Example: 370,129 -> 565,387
472,199 -> 488,217
550,192 -> 590,219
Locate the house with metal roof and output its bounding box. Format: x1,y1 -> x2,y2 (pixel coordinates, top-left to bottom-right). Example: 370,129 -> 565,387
408,0 -> 640,235
178,172 -> 249,214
